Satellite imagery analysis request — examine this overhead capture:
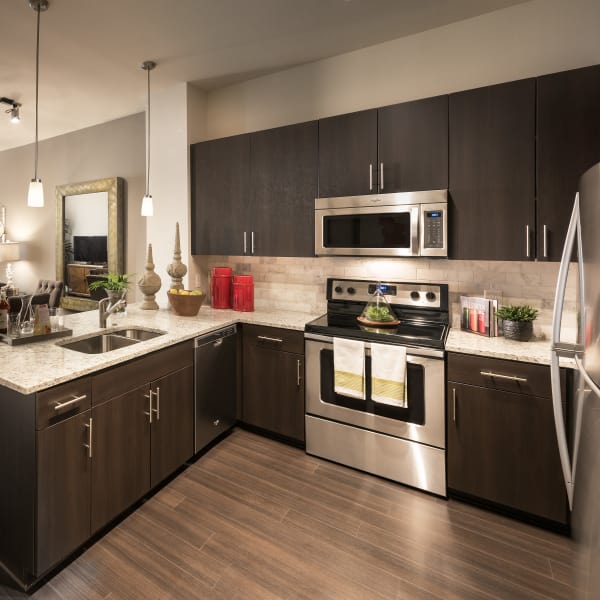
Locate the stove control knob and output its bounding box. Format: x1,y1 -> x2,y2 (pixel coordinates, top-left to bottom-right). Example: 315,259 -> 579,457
347,287 -> 356,295
410,291 -> 420,301
426,292 -> 436,302
334,286 -> 343,294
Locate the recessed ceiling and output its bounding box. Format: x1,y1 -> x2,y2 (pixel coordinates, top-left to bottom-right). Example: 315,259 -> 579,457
0,0 -> 527,152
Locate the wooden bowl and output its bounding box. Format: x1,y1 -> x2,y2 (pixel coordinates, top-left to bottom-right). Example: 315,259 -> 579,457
167,291 -> 205,316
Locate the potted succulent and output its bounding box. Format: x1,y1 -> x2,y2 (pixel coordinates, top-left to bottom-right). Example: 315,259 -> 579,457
88,273 -> 132,310
496,304 -> 538,342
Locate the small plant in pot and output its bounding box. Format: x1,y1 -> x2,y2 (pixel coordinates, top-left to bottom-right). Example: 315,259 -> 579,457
88,273 -> 132,310
496,304 -> 538,342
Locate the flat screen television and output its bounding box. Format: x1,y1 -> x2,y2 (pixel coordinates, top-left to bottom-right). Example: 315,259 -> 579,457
73,235 -> 108,264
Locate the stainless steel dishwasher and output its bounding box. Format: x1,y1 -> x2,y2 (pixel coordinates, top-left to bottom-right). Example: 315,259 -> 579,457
194,325 -> 237,452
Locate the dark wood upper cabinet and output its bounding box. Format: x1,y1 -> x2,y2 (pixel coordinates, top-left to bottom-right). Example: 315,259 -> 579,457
318,109 -> 378,198
378,95 -> 448,192
250,121 -> 318,257
449,79 -> 536,260
191,134 -> 250,255
537,64 -> 600,261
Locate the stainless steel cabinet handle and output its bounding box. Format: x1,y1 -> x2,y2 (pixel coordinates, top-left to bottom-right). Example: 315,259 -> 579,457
452,388 -> 456,423
525,225 -> 530,258
84,417 -> 93,459
480,370 -> 527,383
243,231 -> 247,255
251,231 -> 255,255
380,162 -> 384,190
369,164 -> 373,191
213,338 -> 223,348
54,394 -> 87,411
257,335 -> 283,343
213,419 -> 220,427
297,359 -> 302,387
152,387 -> 160,421
543,224 -> 548,258
144,390 -> 153,423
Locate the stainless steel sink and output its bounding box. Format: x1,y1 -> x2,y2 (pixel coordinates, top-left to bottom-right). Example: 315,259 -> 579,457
57,327 -> 166,354
111,327 -> 166,341
60,333 -> 139,354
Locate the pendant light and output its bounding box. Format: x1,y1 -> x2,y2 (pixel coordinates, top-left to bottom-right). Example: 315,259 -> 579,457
141,60 -> 156,217
27,0 -> 48,208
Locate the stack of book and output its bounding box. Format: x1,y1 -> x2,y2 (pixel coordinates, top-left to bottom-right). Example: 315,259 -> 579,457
460,296 -> 498,337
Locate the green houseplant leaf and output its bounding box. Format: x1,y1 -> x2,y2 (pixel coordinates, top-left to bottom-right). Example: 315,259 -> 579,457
87,273 -> 132,292
496,304 -> 538,323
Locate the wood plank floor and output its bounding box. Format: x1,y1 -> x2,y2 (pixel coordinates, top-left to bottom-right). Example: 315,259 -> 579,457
0,429 -> 578,599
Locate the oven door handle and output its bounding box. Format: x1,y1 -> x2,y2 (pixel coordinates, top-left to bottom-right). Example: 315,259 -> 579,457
303,333 -> 445,359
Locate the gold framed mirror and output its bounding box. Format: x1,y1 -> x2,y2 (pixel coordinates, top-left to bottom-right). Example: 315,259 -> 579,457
56,177 -> 124,311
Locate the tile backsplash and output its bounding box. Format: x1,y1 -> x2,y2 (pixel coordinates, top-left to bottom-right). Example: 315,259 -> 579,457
189,256 -> 578,341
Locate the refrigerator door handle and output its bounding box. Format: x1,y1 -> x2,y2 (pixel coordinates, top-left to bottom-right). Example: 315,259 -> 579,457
550,193 -> 581,510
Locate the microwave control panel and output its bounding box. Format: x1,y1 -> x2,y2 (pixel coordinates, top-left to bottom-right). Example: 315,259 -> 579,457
423,210 -> 444,249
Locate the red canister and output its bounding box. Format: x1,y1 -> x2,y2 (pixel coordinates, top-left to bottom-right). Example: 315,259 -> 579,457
232,275 -> 254,312
211,267 -> 232,309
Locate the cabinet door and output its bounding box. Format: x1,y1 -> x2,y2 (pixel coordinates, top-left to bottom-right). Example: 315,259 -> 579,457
447,382 -> 567,524
318,109 -> 378,198
250,121 -> 318,257
190,134 -> 251,255
150,365 -> 194,487
37,410 -> 91,575
449,79 -> 535,260
378,95 -> 448,192
537,64 -> 600,261
243,344 -> 304,443
91,387 -> 150,533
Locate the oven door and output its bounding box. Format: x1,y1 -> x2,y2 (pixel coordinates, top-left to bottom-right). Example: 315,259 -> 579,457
305,334 -> 445,449
315,204 -> 420,257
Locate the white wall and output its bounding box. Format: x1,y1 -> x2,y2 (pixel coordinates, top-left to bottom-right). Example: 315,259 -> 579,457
203,0 -> 600,140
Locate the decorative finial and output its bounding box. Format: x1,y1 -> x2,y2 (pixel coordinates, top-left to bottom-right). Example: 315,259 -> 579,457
166,222 -> 187,290
137,243 -> 161,309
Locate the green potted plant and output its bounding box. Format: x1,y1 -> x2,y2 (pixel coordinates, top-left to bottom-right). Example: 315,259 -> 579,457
496,304 -> 538,342
88,273 -> 132,308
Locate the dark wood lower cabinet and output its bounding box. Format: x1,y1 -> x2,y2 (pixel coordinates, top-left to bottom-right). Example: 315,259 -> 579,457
91,386 -> 151,533
242,325 -> 305,444
150,365 -> 194,486
447,353 -> 568,526
36,410 -> 92,575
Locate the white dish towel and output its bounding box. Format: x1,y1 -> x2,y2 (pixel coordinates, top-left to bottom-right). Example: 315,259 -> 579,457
371,342 -> 407,408
333,337 -> 366,400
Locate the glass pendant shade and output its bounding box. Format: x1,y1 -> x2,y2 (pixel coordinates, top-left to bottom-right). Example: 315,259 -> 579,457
27,179 -> 44,208
141,194 -> 154,217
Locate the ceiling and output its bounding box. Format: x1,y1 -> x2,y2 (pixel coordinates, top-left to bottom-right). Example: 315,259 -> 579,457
0,0 -> 527,152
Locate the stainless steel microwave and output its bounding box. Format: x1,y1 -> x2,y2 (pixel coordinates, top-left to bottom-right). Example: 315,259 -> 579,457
315,190 -> 448,257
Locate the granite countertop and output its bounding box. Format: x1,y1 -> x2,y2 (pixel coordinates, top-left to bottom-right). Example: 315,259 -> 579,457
446,328 -> 576,369
0,305 -> 321,395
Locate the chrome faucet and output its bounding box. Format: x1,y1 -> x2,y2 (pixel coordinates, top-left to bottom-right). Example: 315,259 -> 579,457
98,297 -> 127,328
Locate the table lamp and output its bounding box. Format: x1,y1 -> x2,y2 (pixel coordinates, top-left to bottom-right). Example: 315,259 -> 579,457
0,242 -> 22,294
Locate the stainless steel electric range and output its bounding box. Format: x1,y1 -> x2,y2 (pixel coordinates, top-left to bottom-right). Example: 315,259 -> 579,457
304,278 -> 449,496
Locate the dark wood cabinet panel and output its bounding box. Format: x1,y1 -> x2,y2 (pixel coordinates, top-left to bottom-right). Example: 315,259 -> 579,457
378,95 -> 448,192
191,134 -> 250,255
36,410 -> 91,575
250,121 -> 317,257
447,353 -> 568,525
150,365 -> 194,487
318,109 -> 378,198
449,79 -> 536,260
91,386 -> 151,533
537,64 -> 600,261
243,332 -> 304,444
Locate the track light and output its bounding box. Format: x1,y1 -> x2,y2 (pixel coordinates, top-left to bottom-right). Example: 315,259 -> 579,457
0,97 -> 21,124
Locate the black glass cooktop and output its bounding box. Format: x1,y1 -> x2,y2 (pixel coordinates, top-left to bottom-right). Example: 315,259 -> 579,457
305,313 -> 448,349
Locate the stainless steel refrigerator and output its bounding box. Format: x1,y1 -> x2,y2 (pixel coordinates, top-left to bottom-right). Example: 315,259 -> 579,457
551,161 -> 600,598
